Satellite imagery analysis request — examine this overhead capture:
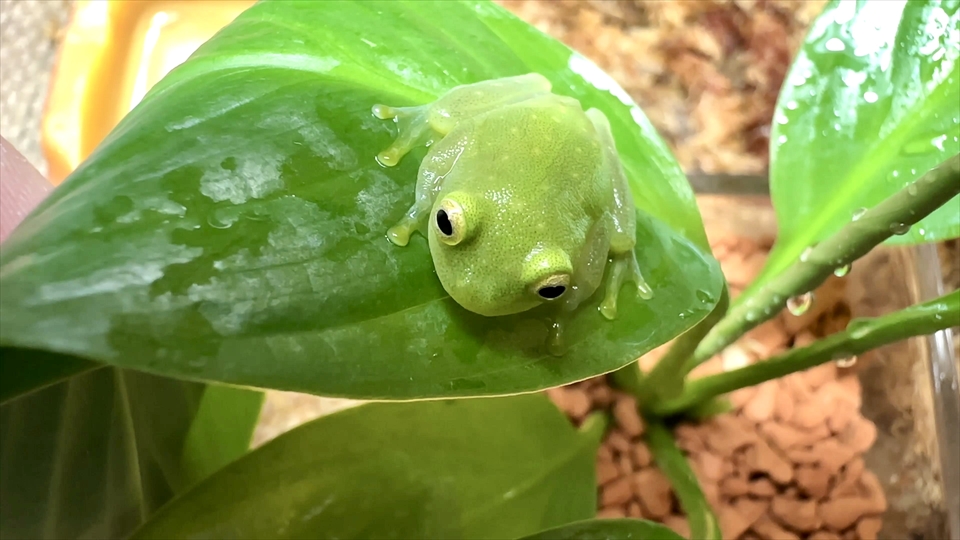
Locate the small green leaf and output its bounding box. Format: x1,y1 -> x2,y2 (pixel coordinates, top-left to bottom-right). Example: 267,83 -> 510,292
0,0 -> 722,399
748,0 -> 960,303
518,518 -> 684,540
131,394 -> 602,540
180,384 -> 265,487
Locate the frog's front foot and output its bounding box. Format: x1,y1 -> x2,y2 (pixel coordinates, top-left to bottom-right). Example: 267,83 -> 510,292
386,215 -> 419,247
371,103 -> 431,167
600,253 -> 654,320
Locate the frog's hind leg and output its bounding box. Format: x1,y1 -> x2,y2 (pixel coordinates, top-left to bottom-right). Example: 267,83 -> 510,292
586,108 -> 654,320
372,103 -> 434,167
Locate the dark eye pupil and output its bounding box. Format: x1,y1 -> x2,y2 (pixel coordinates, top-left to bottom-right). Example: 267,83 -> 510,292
436,210 -> 453,236
538,286 -> 566,299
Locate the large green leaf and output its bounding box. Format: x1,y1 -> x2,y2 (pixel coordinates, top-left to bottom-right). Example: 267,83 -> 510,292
518,519 -> 684,540
131,394 -> 602,540
0,348 -> 97,404
0,0 -> 721,399
0,369 -> 200,539
0,368 -> 262,539
746,0 -> 960,301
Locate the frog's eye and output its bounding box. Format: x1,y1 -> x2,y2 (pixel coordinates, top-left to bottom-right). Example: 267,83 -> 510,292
538,285 -> 566,299
435,199 -> 467,246
436,210 -> 454,236
533,274 -> 570,301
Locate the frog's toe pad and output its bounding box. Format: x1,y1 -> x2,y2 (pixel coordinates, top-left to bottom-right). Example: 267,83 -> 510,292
376,147 -> 403,167
636,281 -> 654,300
371,104 -> 397,120
386,226 -> 411,247
599,300 -> 618,320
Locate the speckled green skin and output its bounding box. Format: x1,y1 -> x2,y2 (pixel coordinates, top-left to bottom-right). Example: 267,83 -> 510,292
373,73 -> 651,354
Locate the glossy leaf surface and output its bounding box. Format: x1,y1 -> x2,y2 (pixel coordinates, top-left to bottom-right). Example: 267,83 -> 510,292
519,519 -> 684,540
750,0 -> 960,301
132,394 -> 602,540
0,368 -> 262,539
0,0 -> 721,399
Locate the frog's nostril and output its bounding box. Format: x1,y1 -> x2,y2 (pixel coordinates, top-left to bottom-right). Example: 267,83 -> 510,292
538,285 -> 566,299
436,209 -> 454,236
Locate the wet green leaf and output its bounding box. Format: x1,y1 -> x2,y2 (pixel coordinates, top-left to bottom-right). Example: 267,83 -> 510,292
0,369 -> 262,539
0,0 -> 721,399
518,518 -> 684,540
132,394 -> 602,540
748,0 -> 960,301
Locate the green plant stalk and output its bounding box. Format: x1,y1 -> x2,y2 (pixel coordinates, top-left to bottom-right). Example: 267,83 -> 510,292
651,289 -> 960,417
646,421 -> 722,540
685,153 -> 960,373
638,287 -> 730,403
610,287 -> 729,403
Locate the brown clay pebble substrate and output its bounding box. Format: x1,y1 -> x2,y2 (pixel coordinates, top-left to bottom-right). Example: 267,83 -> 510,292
546,234 -> 886,540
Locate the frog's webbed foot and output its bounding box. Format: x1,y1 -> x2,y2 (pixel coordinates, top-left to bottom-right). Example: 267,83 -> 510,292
599,251 -> 654,320
371,103 -> 433,167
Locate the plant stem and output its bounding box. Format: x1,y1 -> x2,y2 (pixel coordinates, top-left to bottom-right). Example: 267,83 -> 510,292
685,153 -> 960,373
646,421 -> 722,540
638,287 -> 730,403
651,289 -> 960,417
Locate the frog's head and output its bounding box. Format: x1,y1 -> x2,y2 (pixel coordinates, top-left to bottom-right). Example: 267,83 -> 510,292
428,190 -> 573,317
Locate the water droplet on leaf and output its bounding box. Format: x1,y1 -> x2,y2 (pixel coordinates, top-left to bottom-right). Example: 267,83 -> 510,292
852,207 -> 867,221
834,264 -> 851,277
863,91 -> 879,103
800,247 -> 814,263
786,292 -> 813,316
825,37 -> 846,51
889,222 -> 910,235
835,356 -> 858,368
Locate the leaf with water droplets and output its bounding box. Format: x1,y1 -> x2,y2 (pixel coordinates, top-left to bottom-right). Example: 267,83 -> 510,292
0,0 -> 722,399
750,0 -> 960,307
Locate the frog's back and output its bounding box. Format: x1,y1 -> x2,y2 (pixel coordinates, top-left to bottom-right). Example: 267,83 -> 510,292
448,94 -> 611,216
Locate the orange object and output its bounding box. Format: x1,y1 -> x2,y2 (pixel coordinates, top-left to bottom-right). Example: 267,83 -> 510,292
41,0 -> 255,184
